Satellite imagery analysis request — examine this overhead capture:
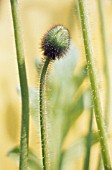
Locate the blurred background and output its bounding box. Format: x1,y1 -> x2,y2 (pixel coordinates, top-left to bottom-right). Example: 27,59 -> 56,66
0,0 -> 112,169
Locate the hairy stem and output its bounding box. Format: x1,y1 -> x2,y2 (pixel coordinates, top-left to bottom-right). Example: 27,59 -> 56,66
39,57 -> 51,170
77,0 -> 111,169
10,1 -> 29,169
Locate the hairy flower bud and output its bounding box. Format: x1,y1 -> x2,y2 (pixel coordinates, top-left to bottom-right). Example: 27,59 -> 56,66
41,25 -> 70,60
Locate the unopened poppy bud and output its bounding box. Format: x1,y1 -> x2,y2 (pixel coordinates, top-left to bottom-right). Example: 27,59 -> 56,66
41,25 -> 70,60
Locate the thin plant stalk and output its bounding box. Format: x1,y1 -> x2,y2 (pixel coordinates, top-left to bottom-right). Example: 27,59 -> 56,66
10,0 -> 29,169
97,0 -> 110,169
83,109 -> 93,170
39,57 -> 51,170
98,0 -> 110,126
77,0 -> 111,169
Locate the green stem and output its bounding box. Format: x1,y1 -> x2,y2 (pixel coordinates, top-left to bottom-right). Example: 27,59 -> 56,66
98,0 -> 110,126
10,1 -> 29,170
97,1 -> 110,169
77,1 -> 111,169
39,57 -> 51,170
83,109 -> 93,170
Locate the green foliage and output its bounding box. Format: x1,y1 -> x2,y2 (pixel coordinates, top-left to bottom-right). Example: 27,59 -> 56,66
9,39 -> 103,170
11,43 -> 88,169
7,146 -> 41,170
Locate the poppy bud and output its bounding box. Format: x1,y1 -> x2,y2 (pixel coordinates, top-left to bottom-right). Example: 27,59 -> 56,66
41,25 -> 70,60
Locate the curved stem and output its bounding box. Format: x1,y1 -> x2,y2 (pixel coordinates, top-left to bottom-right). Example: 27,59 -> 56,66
77,0 -> 111,169
10,1 -> 29,169
39,57 -> 51,170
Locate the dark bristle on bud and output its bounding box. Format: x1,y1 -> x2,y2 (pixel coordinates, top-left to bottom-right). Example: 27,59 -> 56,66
41,25 -> 70,60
